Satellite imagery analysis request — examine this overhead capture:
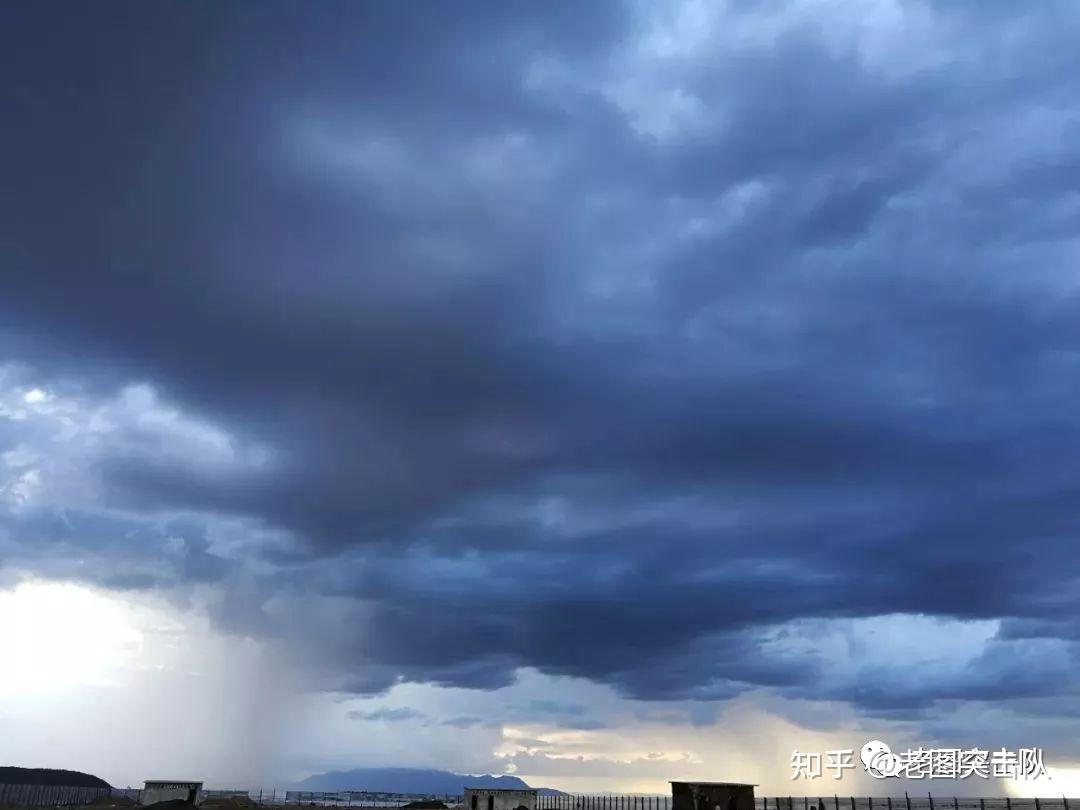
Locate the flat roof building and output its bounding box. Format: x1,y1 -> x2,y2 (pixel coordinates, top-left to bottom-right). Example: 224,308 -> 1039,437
463,787 -> 539,810
670,782 -> 756,810
141,781 -> 203,806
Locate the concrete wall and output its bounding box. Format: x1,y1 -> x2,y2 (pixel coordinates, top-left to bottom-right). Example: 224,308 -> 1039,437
142,781 -> 203,805
464,789 -> 538,810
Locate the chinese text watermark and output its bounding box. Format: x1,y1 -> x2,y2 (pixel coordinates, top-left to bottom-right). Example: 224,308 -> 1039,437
791,741 -> 1047,780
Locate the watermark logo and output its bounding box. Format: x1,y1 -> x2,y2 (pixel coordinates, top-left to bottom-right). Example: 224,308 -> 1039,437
791,742 -> 1047,781
861,741 -> 904,778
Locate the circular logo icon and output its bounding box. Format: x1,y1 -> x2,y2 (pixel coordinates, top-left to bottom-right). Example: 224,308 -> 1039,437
861,740 -> 903,778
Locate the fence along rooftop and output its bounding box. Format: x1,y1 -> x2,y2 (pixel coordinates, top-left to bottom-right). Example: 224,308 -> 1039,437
144,782 -> 203,789
670,784 -> 759,788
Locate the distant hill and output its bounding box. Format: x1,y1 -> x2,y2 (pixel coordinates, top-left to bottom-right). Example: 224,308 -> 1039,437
294,768 -> 564,796
0,767 -> 110,788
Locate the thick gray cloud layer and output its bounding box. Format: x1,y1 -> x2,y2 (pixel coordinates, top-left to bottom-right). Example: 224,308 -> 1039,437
4,0 -> 1080,728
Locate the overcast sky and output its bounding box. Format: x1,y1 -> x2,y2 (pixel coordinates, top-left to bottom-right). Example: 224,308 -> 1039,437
4,0 -> 1080,796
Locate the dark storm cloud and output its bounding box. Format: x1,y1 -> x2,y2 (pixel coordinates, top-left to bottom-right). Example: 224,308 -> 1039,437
347,707 -> 426,723
440,717 -> 487,729
5,0 -> 1080,721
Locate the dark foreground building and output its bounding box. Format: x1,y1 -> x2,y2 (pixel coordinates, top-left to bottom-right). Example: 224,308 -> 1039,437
671,782 -> 756,810
464,788 -> 538,810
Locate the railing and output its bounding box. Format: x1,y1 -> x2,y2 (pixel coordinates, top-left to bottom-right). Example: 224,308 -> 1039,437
0,783 -> 112,806
270,791 -> 463,806
0,786 -> 468,808
539,796 -> 670,810
538,797 -> 1080,810
760,800 -> 1079,810
6,787 -> 1073,810
103,788 -> 469,807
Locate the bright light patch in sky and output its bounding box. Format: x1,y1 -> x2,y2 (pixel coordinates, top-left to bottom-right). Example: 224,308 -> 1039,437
0,581 -> 144,695
1010,767 -> 1080,798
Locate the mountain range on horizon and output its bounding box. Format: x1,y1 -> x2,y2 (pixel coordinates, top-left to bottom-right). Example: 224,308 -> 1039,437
294,768 -> 565,796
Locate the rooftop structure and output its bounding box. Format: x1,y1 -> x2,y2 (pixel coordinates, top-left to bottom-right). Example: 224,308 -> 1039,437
141,780 -> 203,806
463,787 -> 539,810
670,781 -> 756,810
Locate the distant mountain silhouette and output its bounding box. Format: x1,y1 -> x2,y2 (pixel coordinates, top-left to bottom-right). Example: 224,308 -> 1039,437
0,767 -> 110,788
294,768 -> 564,796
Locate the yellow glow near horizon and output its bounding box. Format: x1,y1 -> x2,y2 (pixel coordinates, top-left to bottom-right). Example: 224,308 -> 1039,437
0,580 -> 144,695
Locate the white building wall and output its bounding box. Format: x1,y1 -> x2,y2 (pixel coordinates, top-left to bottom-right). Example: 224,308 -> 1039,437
141,782 -> 203,805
